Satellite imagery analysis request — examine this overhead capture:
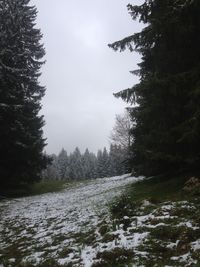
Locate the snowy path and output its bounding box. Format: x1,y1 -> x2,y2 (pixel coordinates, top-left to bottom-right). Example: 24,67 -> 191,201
0,174 -> 142,266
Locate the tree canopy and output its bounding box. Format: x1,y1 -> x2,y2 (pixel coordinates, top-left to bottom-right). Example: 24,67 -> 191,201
0,0 -> 49,190
109,0 -> 200,176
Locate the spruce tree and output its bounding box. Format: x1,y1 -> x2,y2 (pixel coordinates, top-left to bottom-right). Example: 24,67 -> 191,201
82,149 -> 98,179
109,0 -> 200,176
68,147 -> 83,179
82,148 -> 91,179
97,149 -> 104,178
57,148 -> 69,180
102,147 -> 110,177
0,0 -> 48,190
42,154 -> 60,180
89,152 -> 98,178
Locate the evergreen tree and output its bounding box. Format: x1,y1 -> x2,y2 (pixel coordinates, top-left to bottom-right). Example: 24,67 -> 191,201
97,149 -> 104,178
68,153 -> 75,179
89,152 -> 98,178
57,148 -> 69,180
68,147 -> 83,179
0,0 -> 48,190
96,148 -> 110,178
82,148 -> 91,179
102,147 -> 110,177
82,149 -> 98,179
109,144 -> 118,176
42,154 -> 60,180
109,0 -> 200,176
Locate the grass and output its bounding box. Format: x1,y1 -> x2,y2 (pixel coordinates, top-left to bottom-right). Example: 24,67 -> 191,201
28,180 -> 66,196
110,173 -> 189,218
1,180 -> 67,198
128,173 -> 188,202
107,173 -> 200,266
1,177 -> 95,198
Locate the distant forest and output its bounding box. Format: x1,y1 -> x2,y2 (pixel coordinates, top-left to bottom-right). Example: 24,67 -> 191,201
43,145 -> 128,180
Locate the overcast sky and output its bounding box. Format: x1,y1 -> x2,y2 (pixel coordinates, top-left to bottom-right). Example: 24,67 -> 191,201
31,0 -> 143,155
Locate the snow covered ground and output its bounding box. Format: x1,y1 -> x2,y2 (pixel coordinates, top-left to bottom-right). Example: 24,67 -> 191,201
0,174 -> 143,267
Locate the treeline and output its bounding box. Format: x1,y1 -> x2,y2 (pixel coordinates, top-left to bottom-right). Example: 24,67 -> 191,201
43,145 -> 128,180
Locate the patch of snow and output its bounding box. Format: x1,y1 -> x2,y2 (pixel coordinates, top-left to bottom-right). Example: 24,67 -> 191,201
58,252 -> 78,266
171,252 -> 197,265
166,240 -> 179,249
22,252 -> 45,265
81,246 -> 96,267
177,221 -> 199,229
142,200 -> 151,207
191,240 -> 200,251
0,174 -> 143,266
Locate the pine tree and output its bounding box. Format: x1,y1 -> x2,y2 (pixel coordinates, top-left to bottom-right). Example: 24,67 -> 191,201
42,154 -> 60,180
109,0 -> 200,176
68,147 -> 84,179
0,0 -> 48,190
102,147 -> 110,177
89,152 -> 98,178
82,148 -> 98,179
57,148 -> 69,180
82,148 -> 91,179
97,149 -> 104,178
96,148 -> 110,178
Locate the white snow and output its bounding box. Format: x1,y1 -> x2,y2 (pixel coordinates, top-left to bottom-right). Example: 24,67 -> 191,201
191,239 -> 200,251
142,200 -> 151,207
0,174 -> 143,266
1,174 -> 199,266
177,221 -> 199,229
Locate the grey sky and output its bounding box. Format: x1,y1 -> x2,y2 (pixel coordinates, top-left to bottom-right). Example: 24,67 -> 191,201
31,0 -> 143,155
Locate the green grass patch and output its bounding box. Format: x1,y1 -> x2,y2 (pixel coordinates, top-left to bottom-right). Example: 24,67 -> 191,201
1,180 -> 67,198
110,174 -> 189,218
28,180 -> 66,196
129,174 -> 188,203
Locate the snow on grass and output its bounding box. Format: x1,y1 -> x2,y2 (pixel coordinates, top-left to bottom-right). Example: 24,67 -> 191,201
1,174 -> 200,266
0,174 -> 143,266
191,239 -> 200,251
